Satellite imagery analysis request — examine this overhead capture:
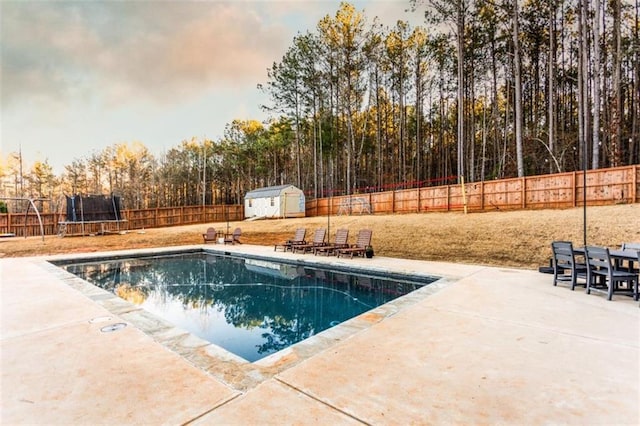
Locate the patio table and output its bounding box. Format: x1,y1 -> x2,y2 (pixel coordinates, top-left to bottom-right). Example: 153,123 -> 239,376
573,247 -> 638,269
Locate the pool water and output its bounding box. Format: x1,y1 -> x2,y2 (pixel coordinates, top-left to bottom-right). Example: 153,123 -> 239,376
58,252 -> 434,362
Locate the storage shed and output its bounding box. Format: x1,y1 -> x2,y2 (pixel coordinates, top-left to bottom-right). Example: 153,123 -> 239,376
244,184 -> 305,219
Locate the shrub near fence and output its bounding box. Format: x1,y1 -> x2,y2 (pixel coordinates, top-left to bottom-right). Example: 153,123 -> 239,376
305,165 -> 639,216
0,204 -> 244,238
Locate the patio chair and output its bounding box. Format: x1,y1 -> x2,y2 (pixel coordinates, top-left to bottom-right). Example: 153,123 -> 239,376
585,246 -> 638,301
202,227 -> 217,243
336,229 -> 373,259
621,242 -> 640,251
551,241 -> 587,290
619,242 -> 640,273
637,251 -> 640,303
274,228 -> 306,252
292,228 -> 326,254
224,228 -> 242,245
314,228 -> 349,256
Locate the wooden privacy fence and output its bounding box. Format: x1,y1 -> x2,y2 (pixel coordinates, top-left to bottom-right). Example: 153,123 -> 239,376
306,165 -> 639,216
0,204 -> 243,238
2,165 -> 637,237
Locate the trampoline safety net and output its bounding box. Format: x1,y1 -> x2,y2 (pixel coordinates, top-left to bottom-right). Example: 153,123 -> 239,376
65,194 -> 122,222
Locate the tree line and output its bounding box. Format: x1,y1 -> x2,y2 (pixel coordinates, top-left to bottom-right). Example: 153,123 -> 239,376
1,0 -> 638,213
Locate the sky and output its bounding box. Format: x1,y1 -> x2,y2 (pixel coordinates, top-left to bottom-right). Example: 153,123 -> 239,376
1,0 -> 423,175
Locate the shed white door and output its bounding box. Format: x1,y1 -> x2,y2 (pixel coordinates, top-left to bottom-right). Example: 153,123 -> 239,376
282,193 -> 301,216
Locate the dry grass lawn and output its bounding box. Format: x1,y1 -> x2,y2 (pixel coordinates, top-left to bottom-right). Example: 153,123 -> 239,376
1,204 -> 638,269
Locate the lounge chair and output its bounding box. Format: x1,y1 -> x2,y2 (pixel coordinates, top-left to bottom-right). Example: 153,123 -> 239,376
336,229 -> 372,259
292,228 -> 327,254
224,228 -> 242,245
202,227 -> 217,243
551,241 -> 587,290
274,228 -> 306,252
314,228 -> 349,256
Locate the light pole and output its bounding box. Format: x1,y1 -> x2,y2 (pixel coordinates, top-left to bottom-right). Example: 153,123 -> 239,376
583,140 -> 587,247
201,140 -> 207,207
226,204 -> 230,237
327,171 -> 332,240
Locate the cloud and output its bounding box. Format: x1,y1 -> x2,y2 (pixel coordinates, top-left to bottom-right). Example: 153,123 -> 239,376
1,0 -> 425,175
1,1 -> 290,109
1,1 -> 420,111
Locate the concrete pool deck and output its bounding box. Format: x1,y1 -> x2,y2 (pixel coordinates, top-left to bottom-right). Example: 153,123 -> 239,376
1,244 -> 638,424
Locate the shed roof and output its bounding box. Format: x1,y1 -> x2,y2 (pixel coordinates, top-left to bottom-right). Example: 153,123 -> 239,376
244,184 -> 300,199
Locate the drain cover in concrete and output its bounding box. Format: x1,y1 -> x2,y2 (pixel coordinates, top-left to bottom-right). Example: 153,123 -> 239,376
100,323 -> 127,333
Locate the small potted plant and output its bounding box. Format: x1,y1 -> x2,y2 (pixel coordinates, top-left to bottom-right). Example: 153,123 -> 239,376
365,245 -> 374,258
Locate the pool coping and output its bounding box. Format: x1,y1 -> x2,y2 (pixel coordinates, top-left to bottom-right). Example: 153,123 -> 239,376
42,244 -> 460,391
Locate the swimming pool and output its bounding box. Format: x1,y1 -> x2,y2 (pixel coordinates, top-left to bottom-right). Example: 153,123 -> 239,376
53,250 -> 438,362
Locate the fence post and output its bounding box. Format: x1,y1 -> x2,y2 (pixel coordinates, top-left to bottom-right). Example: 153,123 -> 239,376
392,191 -> 395,213
521,177 -> 526,209
632,165 -> 638,203
460,176 -> 468,214
572,171 -> 577,207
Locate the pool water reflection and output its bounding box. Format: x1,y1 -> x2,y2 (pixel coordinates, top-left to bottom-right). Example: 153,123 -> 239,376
58,252 -> 433,362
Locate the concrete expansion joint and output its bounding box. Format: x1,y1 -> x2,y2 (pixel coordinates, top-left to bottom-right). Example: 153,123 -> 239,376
180,392 -> 243,425
463,266 -> 492,278
3,316 -> 112,342
274,377 -> 371,425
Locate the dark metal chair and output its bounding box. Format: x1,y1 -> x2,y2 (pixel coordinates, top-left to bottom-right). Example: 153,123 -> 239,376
637,251 -> 640,304
551,241 -> 587,290
585,246 -> 638,301
621,242 -> 640,251
620,242 -> 640,274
